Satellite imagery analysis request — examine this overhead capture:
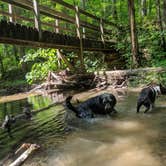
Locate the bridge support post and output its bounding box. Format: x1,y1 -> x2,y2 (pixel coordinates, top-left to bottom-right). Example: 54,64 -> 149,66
100,18 -> 105,47
55,19 -> 60,33
33,0 -> 42,41
75,5 -> 86,72
8,4 -> 15,23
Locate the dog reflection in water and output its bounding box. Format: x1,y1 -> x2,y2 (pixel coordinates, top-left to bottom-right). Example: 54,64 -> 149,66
65,93 -> 117,119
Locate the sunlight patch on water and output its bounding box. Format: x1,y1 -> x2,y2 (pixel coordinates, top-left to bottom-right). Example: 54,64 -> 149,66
104,120 -> 144,132
48,135 -> 162,166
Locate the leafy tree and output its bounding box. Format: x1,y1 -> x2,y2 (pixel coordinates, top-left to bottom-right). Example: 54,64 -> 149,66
21,49 -> 66,84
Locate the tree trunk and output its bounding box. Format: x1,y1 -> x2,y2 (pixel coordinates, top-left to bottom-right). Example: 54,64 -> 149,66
148,0 -> 153,15
163,0 -> 166,28
112,0 -> 118,20
141,0 -> 147,16
128,0 -> 140,68
19,47 -> 27,72
102,0 -> 106,19
156,0 -> 166,50
0,55 -> 5,77
13,46 -> 19,62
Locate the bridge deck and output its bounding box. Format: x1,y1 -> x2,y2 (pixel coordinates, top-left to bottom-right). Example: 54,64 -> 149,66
0,20 -> 116,51
0,0 -> 119,52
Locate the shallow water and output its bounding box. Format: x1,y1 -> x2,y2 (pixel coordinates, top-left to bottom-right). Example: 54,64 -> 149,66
0,90 -> 166,166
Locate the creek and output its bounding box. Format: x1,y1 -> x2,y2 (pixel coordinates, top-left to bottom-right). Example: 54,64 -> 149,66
0,89 -> 166,166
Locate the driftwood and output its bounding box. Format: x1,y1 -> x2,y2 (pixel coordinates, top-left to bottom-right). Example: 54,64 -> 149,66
9,143 -> 40,166
31,71 -> 104,92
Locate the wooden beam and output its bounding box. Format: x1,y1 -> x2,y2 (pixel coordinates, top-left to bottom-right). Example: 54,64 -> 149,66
0,37 -> 115,51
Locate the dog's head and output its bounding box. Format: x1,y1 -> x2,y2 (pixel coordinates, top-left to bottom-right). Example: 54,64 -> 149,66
99,93 -> 116,111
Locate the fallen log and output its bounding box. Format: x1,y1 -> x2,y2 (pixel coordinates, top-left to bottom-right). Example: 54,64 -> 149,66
9,143 -> 40,166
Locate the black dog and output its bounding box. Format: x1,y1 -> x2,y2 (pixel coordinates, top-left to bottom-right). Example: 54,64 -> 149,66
65,93 -> 117,119
136,84 -> 166,113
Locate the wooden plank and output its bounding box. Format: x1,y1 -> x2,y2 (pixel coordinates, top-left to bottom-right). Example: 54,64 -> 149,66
0,37 -> 80,49
0,37 -> 115,51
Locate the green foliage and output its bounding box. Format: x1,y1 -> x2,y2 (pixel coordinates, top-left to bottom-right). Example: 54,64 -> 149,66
84,52 -> 107,72
21,49 -> 66,84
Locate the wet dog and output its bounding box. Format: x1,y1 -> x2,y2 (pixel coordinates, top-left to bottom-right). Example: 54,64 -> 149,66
65,93 -> 117,118
136,84 -> 166,113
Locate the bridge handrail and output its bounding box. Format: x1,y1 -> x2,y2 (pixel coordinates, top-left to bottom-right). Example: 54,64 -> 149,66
52,0 -> 119,29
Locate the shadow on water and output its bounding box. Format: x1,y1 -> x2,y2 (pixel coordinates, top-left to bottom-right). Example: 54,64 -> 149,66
0,90 -> 166,166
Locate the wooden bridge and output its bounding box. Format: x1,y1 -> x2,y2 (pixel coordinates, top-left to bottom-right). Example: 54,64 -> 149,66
0,0 -> 120,51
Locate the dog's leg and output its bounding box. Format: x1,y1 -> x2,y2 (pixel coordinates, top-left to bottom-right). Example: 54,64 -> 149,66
112,108 -> 118,114
151,102 -> 155,109
136,102 -> 142,113
144,103 -> 151,113
108,108 -> 117,117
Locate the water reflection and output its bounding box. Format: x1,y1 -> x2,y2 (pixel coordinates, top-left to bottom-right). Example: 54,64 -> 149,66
0,94 -> 66,161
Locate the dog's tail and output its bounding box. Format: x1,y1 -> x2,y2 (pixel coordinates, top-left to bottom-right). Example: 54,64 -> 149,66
65,96 -> 78,114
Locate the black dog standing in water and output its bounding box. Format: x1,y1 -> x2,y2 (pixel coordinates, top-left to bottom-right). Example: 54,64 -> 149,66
65,93 -> 117,118
137,84 -> 166,113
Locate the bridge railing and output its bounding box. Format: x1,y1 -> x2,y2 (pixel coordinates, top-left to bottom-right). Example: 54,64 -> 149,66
0,0 -> 118,42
